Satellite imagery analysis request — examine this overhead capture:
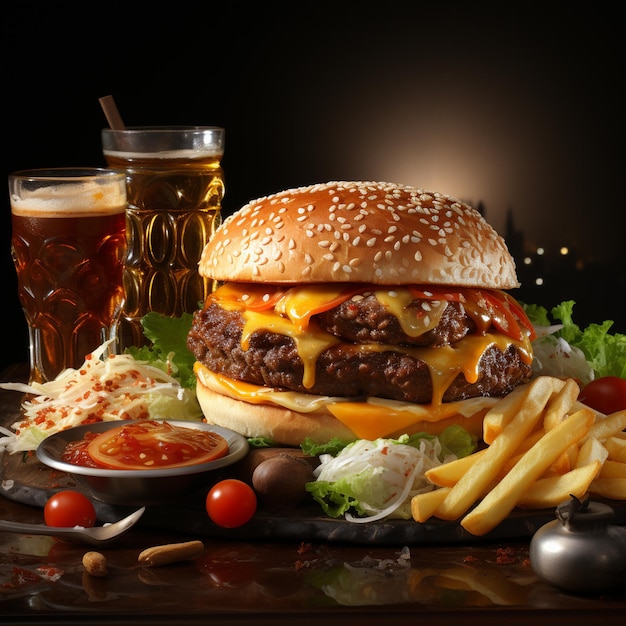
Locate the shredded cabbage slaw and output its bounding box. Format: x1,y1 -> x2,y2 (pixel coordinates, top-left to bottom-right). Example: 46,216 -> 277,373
306,435 -> 460,523
0,340 -> 203,454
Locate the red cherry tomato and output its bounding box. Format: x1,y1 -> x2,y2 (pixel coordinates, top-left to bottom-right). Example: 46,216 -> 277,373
205,479 -> 257,528
44,490 -> 96,528
579,376 -> 626,415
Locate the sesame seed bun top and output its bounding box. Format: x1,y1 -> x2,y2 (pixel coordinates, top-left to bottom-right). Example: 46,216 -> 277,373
199,181 -> 520,289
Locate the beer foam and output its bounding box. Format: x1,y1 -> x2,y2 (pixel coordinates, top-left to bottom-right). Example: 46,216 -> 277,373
103,148 -> 222,160
11,180 -> 126,217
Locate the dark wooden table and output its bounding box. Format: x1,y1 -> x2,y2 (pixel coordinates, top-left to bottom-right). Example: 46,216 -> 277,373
1,364 -> 625,625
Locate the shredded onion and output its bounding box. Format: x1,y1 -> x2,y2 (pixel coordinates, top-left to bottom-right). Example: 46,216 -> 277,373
0,341 -> 201,454
314,437 -> 448,523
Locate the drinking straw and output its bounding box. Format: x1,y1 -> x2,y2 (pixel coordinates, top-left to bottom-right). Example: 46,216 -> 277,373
99,95 -> 126,130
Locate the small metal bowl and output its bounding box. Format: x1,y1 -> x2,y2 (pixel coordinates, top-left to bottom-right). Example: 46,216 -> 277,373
36,420 -> 249,506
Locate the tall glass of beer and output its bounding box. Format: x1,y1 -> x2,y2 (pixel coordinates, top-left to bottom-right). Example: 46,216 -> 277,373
9,168 -> 127,383
101,126 -> 225,351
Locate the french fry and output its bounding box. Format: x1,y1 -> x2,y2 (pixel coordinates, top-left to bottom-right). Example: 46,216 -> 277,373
564,443 -> 580,469
589,478 -> 626,500
506,428 -> 546,460
435,376 -> 559,521
573,400 -> 605,421
411,487 -> 450,522
604,436 -> 626,462
598,459 -> 626,479
574,436 -> 608,468
460,407 -> 595,535
540,450 -> 572,477
542,377 -> 580,431
500,430 -> 571,479
517,461 -> 601,509
588,409 -> 626,440
424,449 -> 487,487
482,382 -> 535,444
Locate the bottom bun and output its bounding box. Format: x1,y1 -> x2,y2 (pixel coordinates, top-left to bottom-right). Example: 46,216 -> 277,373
194,363 -> 492,446
195,380 -> 357,445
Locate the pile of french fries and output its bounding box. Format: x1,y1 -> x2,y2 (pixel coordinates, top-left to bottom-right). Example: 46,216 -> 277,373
411,376 -> 626,536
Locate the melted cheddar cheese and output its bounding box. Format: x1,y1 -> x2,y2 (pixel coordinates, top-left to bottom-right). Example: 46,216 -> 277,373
205,282 -> 534,439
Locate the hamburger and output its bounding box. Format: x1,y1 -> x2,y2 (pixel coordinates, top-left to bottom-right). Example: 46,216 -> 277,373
187,181 -> 535,446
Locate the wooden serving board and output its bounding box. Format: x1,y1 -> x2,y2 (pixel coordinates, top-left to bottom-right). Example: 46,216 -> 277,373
2,392 -> 625,545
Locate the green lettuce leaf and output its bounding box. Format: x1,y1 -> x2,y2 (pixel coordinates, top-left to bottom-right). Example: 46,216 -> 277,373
524,300 -> 626,379
126,312 -> 197,389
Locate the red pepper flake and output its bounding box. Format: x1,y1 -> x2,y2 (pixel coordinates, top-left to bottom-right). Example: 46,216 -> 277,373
496,546 -> 517,564
36,565 -> 63,581
463,555 -> 480,564
297,542 -> 313,556
6,566 -> 42,589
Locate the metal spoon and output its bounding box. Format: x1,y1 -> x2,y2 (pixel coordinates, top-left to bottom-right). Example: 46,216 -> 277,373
0,507 -> 146,546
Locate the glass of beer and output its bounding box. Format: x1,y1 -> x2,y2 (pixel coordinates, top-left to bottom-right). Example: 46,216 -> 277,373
9,168 -> 127,383
101,126 -> 225,351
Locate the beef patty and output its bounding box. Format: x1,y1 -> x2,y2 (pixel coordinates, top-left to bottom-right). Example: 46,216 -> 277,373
187,298 -> 533,404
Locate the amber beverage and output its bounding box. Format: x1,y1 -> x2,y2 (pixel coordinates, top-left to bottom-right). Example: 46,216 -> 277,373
102,127 -> 225,350
9,169 -> 127,383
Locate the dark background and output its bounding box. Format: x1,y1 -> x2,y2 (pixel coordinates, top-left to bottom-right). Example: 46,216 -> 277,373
2,3 -> 624,372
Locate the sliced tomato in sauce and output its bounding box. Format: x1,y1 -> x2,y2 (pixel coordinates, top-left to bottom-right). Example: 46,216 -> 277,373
85,421 -> 229,470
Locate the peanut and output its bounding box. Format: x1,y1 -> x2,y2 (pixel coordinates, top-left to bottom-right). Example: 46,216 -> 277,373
138,540 -> 204,567
82,551 -> 108,577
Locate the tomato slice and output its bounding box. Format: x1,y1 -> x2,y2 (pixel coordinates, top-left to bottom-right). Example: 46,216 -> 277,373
477,290 -> 523,340
491,290 -> 536,340
211,283 -> 287,311
212,282 -> 535,342
275,284 -> 367,327
86,421 -> 229,470
407,285 -> 535,341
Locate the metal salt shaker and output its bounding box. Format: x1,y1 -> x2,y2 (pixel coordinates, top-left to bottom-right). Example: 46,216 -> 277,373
529,495 -> 626,593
